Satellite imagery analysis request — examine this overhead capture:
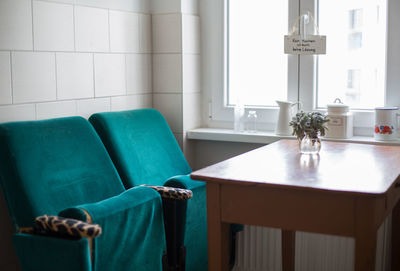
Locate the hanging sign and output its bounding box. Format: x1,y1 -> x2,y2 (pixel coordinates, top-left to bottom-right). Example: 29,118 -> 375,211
284,11 -> 326,55
284,35 -> 326,55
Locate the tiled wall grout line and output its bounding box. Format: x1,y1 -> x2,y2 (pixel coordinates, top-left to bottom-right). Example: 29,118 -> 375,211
92,53 -> 96,98
31,0 -> 35,50
107,9 -> 111,52
0,49 -> 148,55
72,5 -> 76,51
152,12 -> 192,16
34,103 -> 38,120
5,93 -> 151,107
124,54 -> 128,95
54,52 -> 58,100
9,52 -> 14,104
35,0 -> 152,16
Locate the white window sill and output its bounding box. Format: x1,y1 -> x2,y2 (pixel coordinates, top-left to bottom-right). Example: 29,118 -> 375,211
187,128 -> 400,146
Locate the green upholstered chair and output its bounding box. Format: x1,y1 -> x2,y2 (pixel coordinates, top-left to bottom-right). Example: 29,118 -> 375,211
0,117 -> 166,271
89,109 -> 207,271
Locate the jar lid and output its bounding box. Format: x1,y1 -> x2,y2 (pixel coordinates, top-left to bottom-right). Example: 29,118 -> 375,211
327,98 -> 349,113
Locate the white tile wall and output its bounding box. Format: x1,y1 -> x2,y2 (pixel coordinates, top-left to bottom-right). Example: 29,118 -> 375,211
0,0 -> 33,50
183,92 -> 202,130
77,97 -> 110,119
126,54 -> 152,94
181,0 -> 198,15
151,0 -> 181,14
94,54 -> 126,97
36,100 -> 77,120
109,10 -> 140,53
0,0 -> 156,125
12,52 -> 56,103
139,14 -> 152,53
153,93 -> 182,133
152,14 -> 182,53
0,1 -> 161,268
56,53 -> 94,100
153,54 -> 182,93
151,0 -> 202,148
183,54 -> 201,93
0,53 -> 12,105
38,0 -> 151,13
33,1 -> 74,51
111,94 -> 152,111
0,104 -> 36,123
173,132 -> 184,149
74,6 -> 109,52
182,15 -> 200,54
75,0 -> 151,13
39,0 -> 75,4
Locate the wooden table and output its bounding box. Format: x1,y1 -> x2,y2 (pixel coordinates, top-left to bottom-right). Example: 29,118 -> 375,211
190,140 -> 400,271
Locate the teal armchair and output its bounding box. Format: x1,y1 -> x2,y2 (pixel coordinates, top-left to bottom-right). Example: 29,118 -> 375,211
0,117 -> 166,271
89,109 -> 208,271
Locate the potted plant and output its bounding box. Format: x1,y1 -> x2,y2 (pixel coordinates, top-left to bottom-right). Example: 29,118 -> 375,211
289,111 -> 329,154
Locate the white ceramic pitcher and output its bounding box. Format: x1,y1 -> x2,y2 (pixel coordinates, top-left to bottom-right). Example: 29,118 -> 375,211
275,100 -> 300,136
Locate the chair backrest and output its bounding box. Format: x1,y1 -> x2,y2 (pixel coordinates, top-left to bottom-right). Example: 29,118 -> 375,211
89,109 -> 191,188
0,117 -> 125,229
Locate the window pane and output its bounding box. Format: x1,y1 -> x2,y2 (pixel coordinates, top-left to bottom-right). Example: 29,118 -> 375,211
317,0 -> 387,109
228,0 -> 288,106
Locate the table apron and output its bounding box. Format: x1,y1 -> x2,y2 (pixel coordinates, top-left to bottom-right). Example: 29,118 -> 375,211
219,184 -> 387,237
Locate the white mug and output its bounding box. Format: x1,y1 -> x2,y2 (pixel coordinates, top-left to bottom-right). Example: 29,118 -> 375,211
374,107 -> 400,141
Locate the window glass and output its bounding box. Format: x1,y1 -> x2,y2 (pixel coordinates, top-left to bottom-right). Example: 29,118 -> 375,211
317,0 -> 387,109
228,0 -> 288,106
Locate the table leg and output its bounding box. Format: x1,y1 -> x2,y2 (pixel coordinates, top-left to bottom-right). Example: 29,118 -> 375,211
207,183 -> 230,271
391,199 -> 400,271
354,199 -> 377,271
354,232 -> 377,271
282,230 -> 295,271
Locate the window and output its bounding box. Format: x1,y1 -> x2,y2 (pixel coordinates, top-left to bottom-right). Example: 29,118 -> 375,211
317,0 -> 387,109
201,0 -> 400,134
349,9 -> 363,30
346,69 -> 361,105
228,0 -> 288,107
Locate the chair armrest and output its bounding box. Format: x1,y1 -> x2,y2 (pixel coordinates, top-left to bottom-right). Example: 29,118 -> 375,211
13,233 -> 92,271
139,184 -> 193,200
59,186 -> 166,271
164,174 -> 205,191
35,215 -> 102,239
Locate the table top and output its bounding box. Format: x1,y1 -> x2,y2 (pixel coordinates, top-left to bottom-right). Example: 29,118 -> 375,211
191,139 -> 400,196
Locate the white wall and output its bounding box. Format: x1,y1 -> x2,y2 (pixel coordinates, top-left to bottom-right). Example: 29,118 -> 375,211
0,0 -> 153,269
0,0 -> 152,123
151,0 -> 202,166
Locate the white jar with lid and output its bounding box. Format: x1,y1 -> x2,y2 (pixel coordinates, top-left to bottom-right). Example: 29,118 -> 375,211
325,99 -> 353,139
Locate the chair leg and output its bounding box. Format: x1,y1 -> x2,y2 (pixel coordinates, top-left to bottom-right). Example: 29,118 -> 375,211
229,229 -> 237,270
162,198 -> 188,271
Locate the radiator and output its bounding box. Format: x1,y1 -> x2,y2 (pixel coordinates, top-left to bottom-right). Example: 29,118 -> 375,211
232,215 -> 391,271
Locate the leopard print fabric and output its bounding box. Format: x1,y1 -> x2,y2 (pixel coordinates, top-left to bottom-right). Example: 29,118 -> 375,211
140,185 -> 193,200
34,215 -> 102,239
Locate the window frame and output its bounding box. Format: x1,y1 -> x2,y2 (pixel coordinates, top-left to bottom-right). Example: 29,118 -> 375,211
200,0 -> 400,136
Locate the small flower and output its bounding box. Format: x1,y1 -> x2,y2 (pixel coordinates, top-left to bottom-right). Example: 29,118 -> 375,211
383,126 -> 392,134
375,126 -> 380,133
